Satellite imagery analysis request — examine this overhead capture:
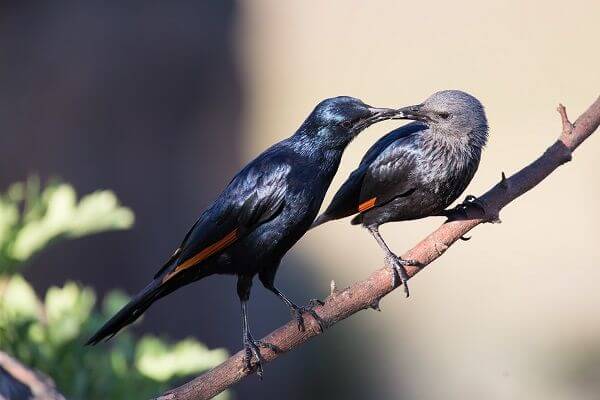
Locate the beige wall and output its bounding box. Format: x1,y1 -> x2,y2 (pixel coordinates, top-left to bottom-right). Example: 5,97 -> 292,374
237,1 -> 600,398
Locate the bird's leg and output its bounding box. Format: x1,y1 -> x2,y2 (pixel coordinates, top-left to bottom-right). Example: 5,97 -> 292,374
240,300 -> 278,378
368,226 -> 419,297
240,300 -> 261,376
237,276 -> 276,378
262,284 -> 324,333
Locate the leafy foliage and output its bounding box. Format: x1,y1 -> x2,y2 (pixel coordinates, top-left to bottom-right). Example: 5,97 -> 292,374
0,178 -> 229,399
0,177 -> 134,273
0,276 -> 228,400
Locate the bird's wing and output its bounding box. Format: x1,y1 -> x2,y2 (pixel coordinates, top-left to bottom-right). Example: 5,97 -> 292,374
359,122 -> 425,169
357,134 -> 421,212
319,122 -> 425,220
155,155 -> 290,282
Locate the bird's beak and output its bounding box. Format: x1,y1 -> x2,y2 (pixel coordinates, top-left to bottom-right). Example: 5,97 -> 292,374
351,107 -> 405,134
395,104 -> 430,122
366,107 -> 404,124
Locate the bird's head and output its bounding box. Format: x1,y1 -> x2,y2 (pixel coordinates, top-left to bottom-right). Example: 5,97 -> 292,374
397,90 -> 488,146
300,96 -> 401,148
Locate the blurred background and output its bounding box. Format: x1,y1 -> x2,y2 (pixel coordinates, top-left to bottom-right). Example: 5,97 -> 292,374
1,0 -> 600,399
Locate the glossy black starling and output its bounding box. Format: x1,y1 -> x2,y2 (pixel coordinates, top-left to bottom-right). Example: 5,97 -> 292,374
312,90 -> 488,296
86,96 -> 402,375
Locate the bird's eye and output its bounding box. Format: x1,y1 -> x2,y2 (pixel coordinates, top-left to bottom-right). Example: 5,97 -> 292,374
340,121 -> 352,129
438,112 -> 450,119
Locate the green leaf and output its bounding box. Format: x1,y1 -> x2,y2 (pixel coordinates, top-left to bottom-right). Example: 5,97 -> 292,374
66,190 -> 134,238
10,184 -> 77,261
135,336 -> 228,381
5,181 -> 134,263
45,282 -> 95,343
0,179 -> 231,399
0,275 -> 40,320
0,198 -> 19,248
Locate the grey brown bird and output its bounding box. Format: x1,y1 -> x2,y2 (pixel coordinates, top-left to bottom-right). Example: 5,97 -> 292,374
86,96 -> 402,376
311,90 -> 488,296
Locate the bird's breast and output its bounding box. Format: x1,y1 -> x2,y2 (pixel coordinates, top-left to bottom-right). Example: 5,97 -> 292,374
417,146 -> 480,206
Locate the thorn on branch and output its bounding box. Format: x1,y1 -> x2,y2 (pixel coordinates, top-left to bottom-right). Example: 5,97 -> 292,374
330,280 -> 338,296
500,171 -> 508,190
557,103 -> 574,135
370,298 -> 382,311
459,235 -> 471,241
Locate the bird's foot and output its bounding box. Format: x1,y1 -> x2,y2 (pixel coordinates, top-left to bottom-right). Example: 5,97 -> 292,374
385,255 -> 420,297
290,300 -> 325,333
461,195 -> 486,213
446,194 -> 487,221
242,332 -> 277,378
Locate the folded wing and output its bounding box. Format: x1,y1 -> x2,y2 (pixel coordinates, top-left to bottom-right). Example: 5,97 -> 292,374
156,158 -> 291,282
314,122 -> 425,225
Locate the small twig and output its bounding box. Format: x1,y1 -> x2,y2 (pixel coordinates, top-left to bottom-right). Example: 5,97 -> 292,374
500,172 -> 508,190
329,280 -> 337,296
558,103 -> 574,135
155,95 -> 600,400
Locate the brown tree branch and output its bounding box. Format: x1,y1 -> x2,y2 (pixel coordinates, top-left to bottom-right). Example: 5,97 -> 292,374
155,95 -> 600,400
0,351 -> 66,400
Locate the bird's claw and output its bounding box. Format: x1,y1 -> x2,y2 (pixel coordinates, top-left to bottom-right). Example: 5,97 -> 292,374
445,194 -> 487,221
385,255 -> 419,297
243,333 -> 276,378
291,302 -> 324,333
463,195 -> 486,211
458,195 -> 487,215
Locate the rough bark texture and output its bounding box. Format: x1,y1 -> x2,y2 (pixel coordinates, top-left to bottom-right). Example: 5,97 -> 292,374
155,96 -> 600,400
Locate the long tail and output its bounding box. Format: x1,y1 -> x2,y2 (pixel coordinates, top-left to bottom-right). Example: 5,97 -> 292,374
86,280 -> 166,345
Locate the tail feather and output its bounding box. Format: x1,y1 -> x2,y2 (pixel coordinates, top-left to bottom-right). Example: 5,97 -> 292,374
86,280 -> 164,345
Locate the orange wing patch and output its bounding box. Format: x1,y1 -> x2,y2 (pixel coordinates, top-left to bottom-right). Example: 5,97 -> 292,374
358,197 -> 377,213
162,228 -> 239,283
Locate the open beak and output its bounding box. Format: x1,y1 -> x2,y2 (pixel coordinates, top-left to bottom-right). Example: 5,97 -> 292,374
395,104 -> 430,122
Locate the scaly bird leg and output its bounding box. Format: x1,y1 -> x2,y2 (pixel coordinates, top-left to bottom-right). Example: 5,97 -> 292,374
264,285 -> 324,333
368,226 -> 420,297
240,300 -> 277,378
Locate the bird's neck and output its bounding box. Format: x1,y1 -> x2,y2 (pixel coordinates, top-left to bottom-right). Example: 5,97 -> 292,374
420,127 -> 485,180
423,126 -> 486,159
286,134 -> 345,175
418,127 -> 486,204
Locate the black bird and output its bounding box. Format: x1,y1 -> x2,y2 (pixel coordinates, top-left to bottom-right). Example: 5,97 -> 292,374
86,96 -> 402,375
312,90 -> 488,296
